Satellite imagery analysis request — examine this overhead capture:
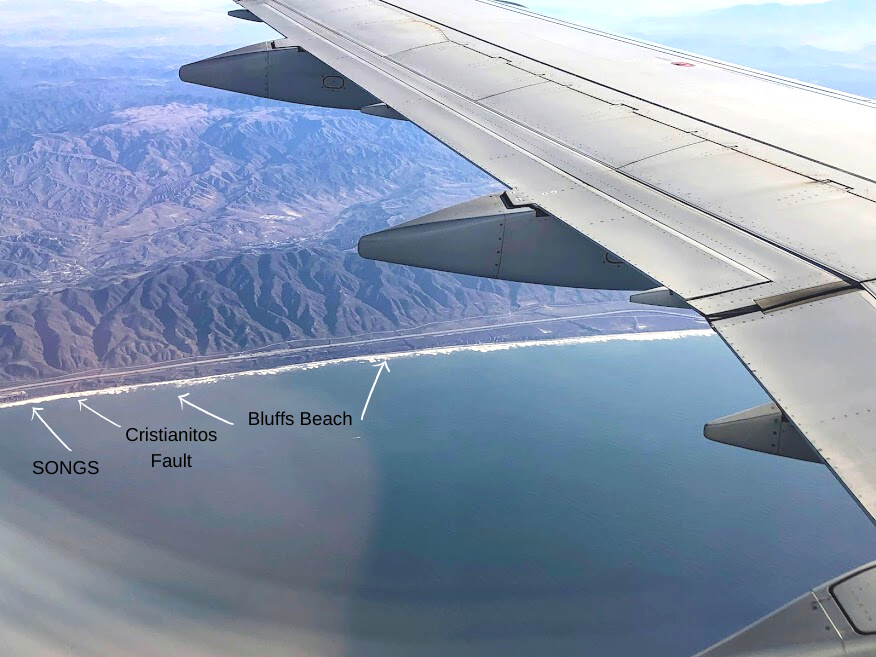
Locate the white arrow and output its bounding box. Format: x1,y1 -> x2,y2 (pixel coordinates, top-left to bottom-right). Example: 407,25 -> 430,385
31,408 -> 72,451
178,393 -> 234,425
361,361 -> 390,421
78,399 -> 121,428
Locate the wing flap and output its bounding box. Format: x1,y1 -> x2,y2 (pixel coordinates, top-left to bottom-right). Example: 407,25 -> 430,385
623,142 -> 876,281
479,81 -> 705,169
392,42 -> 545,101
714,289 -> 876,521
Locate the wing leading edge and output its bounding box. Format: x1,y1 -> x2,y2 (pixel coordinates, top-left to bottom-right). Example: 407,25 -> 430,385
182,1 -> 876,654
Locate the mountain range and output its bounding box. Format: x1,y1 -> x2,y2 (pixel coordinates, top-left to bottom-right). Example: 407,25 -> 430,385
4,0 -> 870,389
0,46 -> 633,387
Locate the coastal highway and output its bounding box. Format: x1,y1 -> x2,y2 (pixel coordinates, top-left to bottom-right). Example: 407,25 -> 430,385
0,307 -> 705,404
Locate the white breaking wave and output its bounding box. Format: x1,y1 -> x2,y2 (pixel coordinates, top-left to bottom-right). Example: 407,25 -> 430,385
0,329 -> 714,409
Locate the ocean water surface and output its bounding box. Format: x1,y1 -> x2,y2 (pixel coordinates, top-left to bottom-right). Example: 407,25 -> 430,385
0,333 -> 873,656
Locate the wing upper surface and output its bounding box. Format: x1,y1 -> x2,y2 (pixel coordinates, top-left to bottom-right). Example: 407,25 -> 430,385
391,0 -> 876,188
237,0 -> 876,521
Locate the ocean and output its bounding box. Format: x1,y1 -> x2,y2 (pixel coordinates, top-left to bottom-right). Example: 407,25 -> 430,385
0,332 -> 873,656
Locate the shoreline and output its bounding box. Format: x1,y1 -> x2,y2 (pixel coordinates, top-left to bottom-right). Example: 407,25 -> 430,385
0,329 -> 714,409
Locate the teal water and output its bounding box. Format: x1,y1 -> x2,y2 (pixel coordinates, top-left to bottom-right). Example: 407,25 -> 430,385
0,334 -> 873,656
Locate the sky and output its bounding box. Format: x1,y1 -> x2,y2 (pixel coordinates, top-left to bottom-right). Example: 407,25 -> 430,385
42,0 -> 832,27
0,0 -> 868,49
87,0 -> 828,17
3,0 -> 835,30
508,0 -> 826,21
73,0 -> 829,15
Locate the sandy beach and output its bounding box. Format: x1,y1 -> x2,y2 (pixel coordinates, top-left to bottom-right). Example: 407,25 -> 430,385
0,329 -> 715,409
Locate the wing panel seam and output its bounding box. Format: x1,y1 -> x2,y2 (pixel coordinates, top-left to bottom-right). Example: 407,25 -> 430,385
261,1 -> 774,288
265,1 -> 856,288
379,0 -> 876,186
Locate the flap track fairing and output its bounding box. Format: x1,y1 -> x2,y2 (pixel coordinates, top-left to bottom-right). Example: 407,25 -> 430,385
704,402 -> 821,463
228,9 -> 262,22
630,287 -> 692,309
179,40 -> 382,112
698,561 -> 876,657
358,193 -> 656,290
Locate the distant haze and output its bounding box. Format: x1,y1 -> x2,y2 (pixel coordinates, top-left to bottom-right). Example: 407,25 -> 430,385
0,0 -> 276,46
625,0 -> 876,51
530,0 -> 828,26
2,0 -> 871,49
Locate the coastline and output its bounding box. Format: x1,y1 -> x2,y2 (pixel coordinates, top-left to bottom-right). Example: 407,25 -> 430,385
0,329 -> 714,409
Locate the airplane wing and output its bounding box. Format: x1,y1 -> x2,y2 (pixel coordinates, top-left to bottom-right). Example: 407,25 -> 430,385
180,1 -> 876,654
